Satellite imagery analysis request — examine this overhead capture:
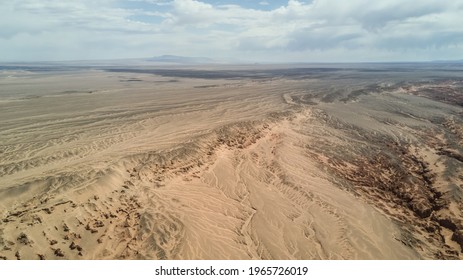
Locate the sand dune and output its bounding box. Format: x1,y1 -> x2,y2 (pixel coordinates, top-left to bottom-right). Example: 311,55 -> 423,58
0,65 -> 462,259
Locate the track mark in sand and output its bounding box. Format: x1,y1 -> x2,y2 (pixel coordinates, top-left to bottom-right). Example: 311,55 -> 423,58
230,158 -> 258,259
209,114 -> 357,259
272,116 -> 355,259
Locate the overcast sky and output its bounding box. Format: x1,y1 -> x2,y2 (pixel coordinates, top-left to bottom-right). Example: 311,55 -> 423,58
1,0 -> 463,62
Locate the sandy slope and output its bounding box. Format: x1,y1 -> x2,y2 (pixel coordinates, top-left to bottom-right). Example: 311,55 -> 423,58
0,66 -> 462,259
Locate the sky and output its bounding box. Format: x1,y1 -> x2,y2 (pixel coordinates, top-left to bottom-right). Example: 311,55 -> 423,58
1,0 -> 463,62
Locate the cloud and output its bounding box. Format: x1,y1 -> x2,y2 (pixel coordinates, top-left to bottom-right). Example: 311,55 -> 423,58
168,0 -> 218,26
287,29 -> 361,51
1,0 -> 463,62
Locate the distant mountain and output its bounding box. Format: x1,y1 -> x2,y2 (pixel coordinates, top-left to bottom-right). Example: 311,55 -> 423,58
146,55 -> 215,64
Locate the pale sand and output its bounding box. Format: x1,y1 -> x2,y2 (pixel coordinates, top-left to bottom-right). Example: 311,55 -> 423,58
0,66 -> 462,259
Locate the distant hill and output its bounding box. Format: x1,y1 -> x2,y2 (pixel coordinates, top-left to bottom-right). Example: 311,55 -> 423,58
146,55 -> 215,64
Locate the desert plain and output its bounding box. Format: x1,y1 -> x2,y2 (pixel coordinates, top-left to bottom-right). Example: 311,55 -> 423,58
0,63 -> 462,260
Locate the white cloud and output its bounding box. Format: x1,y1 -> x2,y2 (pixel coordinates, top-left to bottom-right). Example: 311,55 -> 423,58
1,0 -> 463,62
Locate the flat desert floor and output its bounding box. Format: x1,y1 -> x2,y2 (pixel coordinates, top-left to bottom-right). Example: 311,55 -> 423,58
0,64 -> 462,259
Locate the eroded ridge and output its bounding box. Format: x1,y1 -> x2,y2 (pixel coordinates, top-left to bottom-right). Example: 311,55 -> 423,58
291,91 -> 463,259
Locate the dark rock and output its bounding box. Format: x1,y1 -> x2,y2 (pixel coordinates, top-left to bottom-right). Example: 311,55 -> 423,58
411,201 -> 433,218
94,220 -> 104,228
54,248 -> 64,257
42,208 -> 53,214
451,230 -> 463,252
424,224 -> 437,233
17,232 -> 32,245
433,214 -> 458,231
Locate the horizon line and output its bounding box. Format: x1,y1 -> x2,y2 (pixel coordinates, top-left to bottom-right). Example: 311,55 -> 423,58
1,56 -> 463,65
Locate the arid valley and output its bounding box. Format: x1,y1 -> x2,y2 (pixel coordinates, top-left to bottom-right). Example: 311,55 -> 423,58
1,63 -> 462,260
